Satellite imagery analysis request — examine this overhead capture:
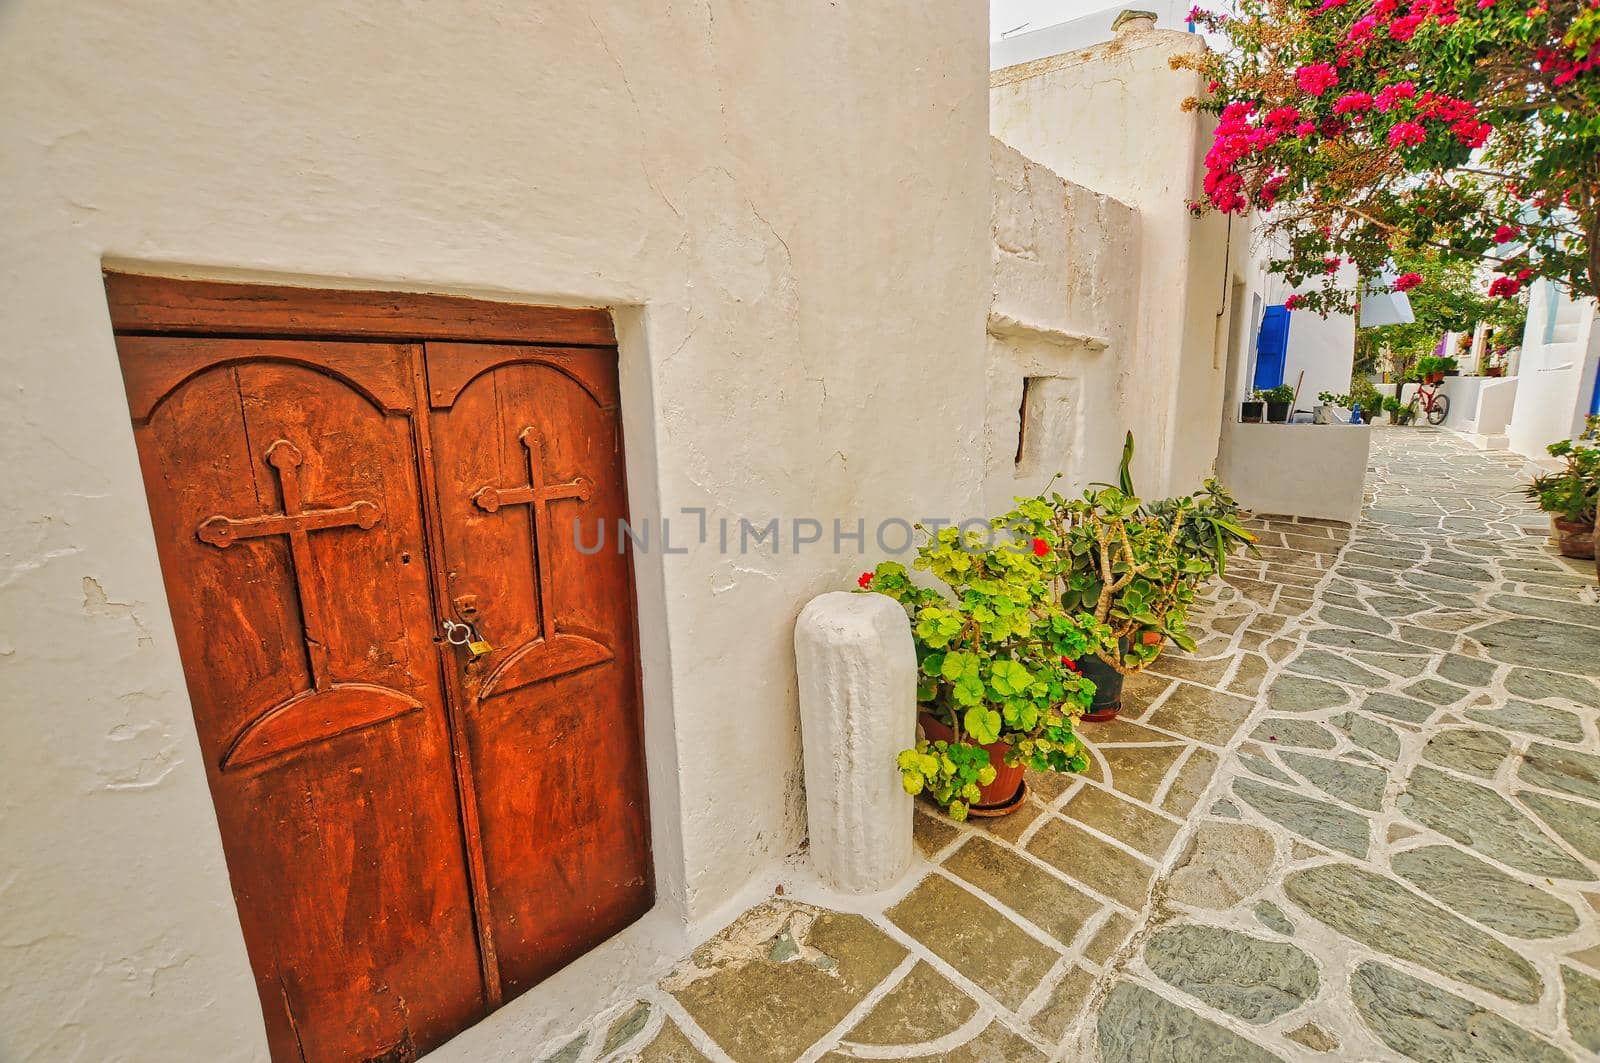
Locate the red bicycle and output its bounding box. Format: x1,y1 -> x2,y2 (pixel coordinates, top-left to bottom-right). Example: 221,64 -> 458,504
1410,380 -> 1450,426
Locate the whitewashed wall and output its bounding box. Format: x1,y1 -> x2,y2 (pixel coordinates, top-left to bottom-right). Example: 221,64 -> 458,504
1507,280 -> 1599,458
0,2 -> 991,1058
990,20 -> 1238,497
986,138 -> 1139,513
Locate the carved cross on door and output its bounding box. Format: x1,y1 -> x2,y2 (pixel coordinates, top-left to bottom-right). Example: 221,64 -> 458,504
198,439 -> 382,691
473,427 -> 593,642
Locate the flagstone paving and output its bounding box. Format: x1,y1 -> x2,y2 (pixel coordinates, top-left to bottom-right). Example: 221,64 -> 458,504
539,428 -> 1600,1062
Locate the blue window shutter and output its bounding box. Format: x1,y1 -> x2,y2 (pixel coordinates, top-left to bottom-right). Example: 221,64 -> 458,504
1253,304 -> 1291,391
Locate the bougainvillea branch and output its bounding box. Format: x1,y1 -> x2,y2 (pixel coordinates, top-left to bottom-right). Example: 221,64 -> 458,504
1179,0 -> 1600,313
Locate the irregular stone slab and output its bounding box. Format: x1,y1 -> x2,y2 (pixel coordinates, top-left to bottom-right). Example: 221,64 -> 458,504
1368,593 -> 1431,617
634,1021 -> 711,1062
1521,743 -> 1600,801
542,1033 -> 588,1063
1354,652 -> 1429,678
1329,712 -> 1400,761
823,1021 -> 1044,1063
1350,961 -> 1568,1062
1421,561 -> 1493,582
1360,691 -> 1434,724
1254,901 -> 1293,935
1563,966 -> 1600,1054
1027,817 -> 1154,909
1285,864 -> 1542,1003
913,811 -> 960,857
1144,924 -> 1318,1023
1083,912 -> 1134,965
1266,674 -> 1349,713
1161,747 -> 1219,818
1473,618 -> 1600,675
843,961 -> 977,1046
1438,653 -> 1496,687
1098,744 -> 1186,804
605,1002 -> 653,1054
1284,1022 -> 1338,1052
1308,627 -> 1427,655
1279,751 -> 1386,811
1507,667 -> 1599,705
1392,844 -> 1580,939
1487,592 -> 1600,627
668,901 -> 907,1063
1165,821 -> 1276,909
1211,798 -> 1240,819
1402,677 -> 1467,705
1401,765 -> 1591,879
886,875 -> 1058,1011
1029,965 -> 1094,1042
1064,785 -> 1179,858
1420,729 -> 1510,779
1466,701 -> 1584,742
1241,754 -> 1297,786
1395,624 -> 1457,650
1254,713 -> 1341,750
943,835 -> 1100,947
1097,981 -> 1284,1063
1143,682 -> 1256,746
1234,779 -> 1369,858
1316,606 -> 1394,634
1521,790 -> 1600,864
1228,653 -> 1270,696
1286,648 -> 1389,688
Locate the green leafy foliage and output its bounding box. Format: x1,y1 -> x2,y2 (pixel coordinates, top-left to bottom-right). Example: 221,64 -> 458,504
1524,438 -> 1600,524
860,434 -> 1254,820
1254,384 -> 1297,404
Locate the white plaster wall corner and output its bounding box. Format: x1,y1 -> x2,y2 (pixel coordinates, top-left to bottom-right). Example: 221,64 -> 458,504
794,591 -> 916,894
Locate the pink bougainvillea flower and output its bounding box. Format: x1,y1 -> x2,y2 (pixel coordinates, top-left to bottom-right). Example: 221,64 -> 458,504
1285,293 -> 1305,309
1295,121 -> 1317,137
1324,255 -> 1343,274
1394,272 -> 1423,292
1389,14 -> 1425,38
1294,63 -> 1340,96
1032,537 -> 1050,557
1375,81 -> 1417,110
1518,268 -> 1535,281
1333,91 -> 1374,115
1388,120 -> 1427,147
1494,224 -> 1521,243
1488,276 -> 1522,297
857,571 -> 873,589
1477,0 -> 1497,8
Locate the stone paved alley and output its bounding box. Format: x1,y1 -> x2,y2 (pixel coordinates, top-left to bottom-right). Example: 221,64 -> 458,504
547,428 -> 1600,1062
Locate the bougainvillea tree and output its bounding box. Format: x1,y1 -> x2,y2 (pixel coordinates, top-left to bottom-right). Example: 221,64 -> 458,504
1182,0 -> 1600,313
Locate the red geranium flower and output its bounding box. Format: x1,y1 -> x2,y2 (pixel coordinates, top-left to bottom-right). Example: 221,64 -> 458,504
1061,656 -> 1080,672
857,571 -> 873,589
1285,293 -> 1305,309
1032,537 -> 1050,557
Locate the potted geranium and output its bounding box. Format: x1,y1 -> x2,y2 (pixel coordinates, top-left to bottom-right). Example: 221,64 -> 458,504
1524,438 -> 1599,560
1240,394 -> 1265,423
860,527 -> 1105,820
1010,434 -> 1256,720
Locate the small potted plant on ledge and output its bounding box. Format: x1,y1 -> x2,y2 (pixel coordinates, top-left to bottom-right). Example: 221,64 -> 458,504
1258,384 -> 1295,423
1524,438 -> 1599,560
859,528 -> 1104,820
1240,393 -> 1265,423
1382,395 -> 1416,425
1009,434 -> 1256,720
1314,391 -> 1351,424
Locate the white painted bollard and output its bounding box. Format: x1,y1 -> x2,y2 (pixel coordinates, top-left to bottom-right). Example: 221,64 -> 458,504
795,591 -> 917,893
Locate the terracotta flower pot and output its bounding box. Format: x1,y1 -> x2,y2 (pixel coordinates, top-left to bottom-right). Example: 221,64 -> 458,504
1553,517 -> 1597,560
917,712 -> 1026,813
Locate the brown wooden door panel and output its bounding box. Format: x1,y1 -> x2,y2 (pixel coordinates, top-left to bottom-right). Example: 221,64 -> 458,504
424,342 -> 652,999
118,337 -> 487,1063
111,286 -> 653,1062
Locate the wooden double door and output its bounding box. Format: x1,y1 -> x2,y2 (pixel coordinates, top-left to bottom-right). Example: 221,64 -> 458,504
109,277 -> 652,1063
